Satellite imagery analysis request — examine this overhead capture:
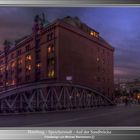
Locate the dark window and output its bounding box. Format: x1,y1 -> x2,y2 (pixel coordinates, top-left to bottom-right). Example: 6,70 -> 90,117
103,77 -> 105,82
17,77 -> 22,83
26,45 -> 30,52
50,32 -> 53,39
47,34 -> 50,41
17,68 -> 22,73
0,60 -> 3,64
11,53 -> 14,59
36,50 -> 40,60
17,49 -> 22,56
97,77 -> 100,82
26,75 -> 31,81
35,39 -> 40,48
98,47 -> 100,52
103,59 -> 105,64
47,32 -> 53,42
97,66 -> 100,72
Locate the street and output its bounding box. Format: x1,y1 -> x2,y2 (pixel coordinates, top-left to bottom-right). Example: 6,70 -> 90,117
0,104 -> 140,127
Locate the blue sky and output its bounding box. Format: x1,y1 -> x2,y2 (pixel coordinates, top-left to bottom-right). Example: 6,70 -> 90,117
0,7 -> 140,81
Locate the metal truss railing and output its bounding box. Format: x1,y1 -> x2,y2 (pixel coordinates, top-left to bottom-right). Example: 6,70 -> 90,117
0,82 -> 114,113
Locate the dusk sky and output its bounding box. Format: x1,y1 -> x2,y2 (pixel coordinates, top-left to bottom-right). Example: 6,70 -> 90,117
0,7 -> 139,81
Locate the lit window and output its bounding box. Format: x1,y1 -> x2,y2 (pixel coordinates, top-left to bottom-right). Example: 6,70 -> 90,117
18,59 -> 22,64
90,31 -> 94,36
12,80 -> 16,85
51,70 -> 54,77
93,32 -> 96,36
48,70 -> 51,77
76,93 -> 80,97
47,47 -> 51,53
6,66 -> 8,70
48,69 -> 55,78
26,65 -> 31,71
95,33 -> 99,38
137,95 -> 140,99
26,54 -> 32,61
36,63 -> 41,68
28,65 -> 31,70
47,45 -> 54,54
11,62 -> 15,68
90,31 -> 98,38
97,58 -> 100,62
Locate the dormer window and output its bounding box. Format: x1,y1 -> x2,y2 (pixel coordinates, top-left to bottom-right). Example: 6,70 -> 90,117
90,31 -> 99,38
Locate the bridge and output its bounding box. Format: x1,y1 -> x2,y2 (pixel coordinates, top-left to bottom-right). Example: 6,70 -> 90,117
0,81 -> 114,113
0,83 -> 139,127
0,104 -> 139,127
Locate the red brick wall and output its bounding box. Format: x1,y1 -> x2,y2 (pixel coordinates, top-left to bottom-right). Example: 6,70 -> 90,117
58,23 -> 114,98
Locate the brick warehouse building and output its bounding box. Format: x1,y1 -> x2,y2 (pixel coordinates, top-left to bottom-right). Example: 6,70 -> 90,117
0,14 -> 114,99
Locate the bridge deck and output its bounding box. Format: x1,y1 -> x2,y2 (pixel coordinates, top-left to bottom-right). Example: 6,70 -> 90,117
0,104 -> 139,127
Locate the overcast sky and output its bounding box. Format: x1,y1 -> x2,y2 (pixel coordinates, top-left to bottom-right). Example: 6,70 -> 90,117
0,7 -> 139,81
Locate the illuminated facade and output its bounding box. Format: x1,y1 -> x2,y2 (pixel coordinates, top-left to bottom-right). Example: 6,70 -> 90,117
0,15 -> 114,98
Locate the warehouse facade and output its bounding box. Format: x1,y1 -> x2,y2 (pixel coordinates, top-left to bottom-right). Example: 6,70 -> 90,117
0,15 -> 114,99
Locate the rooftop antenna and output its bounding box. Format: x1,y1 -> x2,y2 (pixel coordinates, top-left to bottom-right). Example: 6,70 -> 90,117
3,40 -> 12,53
34,14 -> 40,23
42,13 -> 46,24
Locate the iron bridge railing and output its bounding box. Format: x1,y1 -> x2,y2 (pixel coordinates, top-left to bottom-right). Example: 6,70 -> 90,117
0,82 -> 114,113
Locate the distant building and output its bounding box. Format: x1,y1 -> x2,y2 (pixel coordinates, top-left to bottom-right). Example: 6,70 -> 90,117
0,15 -> 114,99
115,79 -> 140,99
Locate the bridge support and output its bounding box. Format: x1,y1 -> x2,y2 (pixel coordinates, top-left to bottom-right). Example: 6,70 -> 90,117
0,82 -> 114,113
